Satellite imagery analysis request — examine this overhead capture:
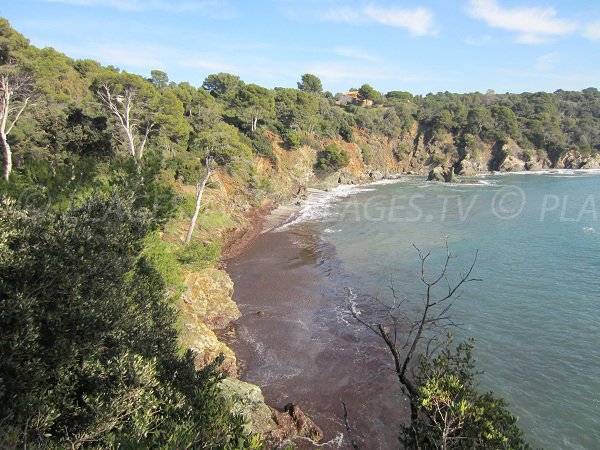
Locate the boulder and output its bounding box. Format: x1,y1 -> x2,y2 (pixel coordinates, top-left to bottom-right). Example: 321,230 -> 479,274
180,321 -> 238,375
369,170 -> 384,181
181,268 -> 240,330
220,380 -> 324,443
427,166 -> 454,182
270,403 -> 323,442
178,268 -> 241,375
498,155 -> 526,172
338,171 -> 357,184
457,158 -> 483,176
427,166 -> 445,182
525,160 -> 543,172
581,156 -> 600,169
220,378 -> 276,435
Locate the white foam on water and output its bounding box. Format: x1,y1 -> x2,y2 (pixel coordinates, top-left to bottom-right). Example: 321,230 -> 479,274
276,184 -> 377,230
479,168 -> 600,177
583,227 -> 596,234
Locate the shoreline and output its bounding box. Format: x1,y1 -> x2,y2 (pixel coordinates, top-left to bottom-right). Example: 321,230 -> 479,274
221,188 -> 411,448
217,168 -> 600,446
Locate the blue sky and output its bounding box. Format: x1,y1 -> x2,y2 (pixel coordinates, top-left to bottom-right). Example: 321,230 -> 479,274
1,0 -> 599,94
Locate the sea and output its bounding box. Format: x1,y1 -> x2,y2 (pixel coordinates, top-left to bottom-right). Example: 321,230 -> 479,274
280,171 -> 600,449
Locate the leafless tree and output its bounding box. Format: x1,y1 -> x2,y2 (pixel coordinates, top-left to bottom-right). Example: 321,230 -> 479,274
348,241 -> 479,420
0,65 -> 33,181
95,82 -> 155,162
184,154 -> 216,245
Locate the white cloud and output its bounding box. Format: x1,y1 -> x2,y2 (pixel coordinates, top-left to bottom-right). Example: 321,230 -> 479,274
41,0 -> 233,14
584,21 -> 600,41
324,4 -> 436,36
364,5 -> 435,36
468,0 -> 578,44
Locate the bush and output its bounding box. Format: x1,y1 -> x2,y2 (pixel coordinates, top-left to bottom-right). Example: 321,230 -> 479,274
282,129 -> 301,148
250,131 -> 277,165
177,241 -> 221,270
316,143 -> 350,171
0,194 -> 251,449
298,132 -> 324,151
402,338 -> 530,450
361,145 -> 372,165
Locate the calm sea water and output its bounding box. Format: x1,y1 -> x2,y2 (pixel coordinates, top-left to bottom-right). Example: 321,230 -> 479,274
296,172 -> 600,449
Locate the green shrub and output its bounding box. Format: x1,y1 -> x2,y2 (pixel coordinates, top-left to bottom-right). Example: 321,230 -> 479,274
316,143 -> 350,171
250,131 -> 277,164
298,132 -> 324,150
0,194 -> 251,449
177,241 -> 221,270
142,230 -> 185,301
402,338 -> 530,449
361,145 -> 372,165
282,129 -> 301,148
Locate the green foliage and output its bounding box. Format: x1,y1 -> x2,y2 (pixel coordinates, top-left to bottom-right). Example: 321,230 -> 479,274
385,90 -> 414,104
360,145 -> 372,165
358,83 -> 381,103
274,87 -> 319,131
149,69 -> 168,89
142,230 -> 185,301
282,129 -> 301,148
249,130 -> 277,164
177,241 -> 221,270
225,83 -> 275,132
0,194 -> 251,449
190,122 -> 253,175
203,72 -> 243,97
316,143 -> 350,171
297,73 -> 323,95
402,338 -> 531,450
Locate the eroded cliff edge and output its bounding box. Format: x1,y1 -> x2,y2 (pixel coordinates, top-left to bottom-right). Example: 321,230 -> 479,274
170,128 -> 600,443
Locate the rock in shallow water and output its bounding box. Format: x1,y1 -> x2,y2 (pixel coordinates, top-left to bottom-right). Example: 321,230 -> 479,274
219,379 -> 323,443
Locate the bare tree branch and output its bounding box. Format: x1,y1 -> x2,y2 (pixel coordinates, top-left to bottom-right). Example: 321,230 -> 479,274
348,240 -> 479,423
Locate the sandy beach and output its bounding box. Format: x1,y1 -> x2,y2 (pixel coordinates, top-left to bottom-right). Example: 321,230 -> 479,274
223,217 -> 410,449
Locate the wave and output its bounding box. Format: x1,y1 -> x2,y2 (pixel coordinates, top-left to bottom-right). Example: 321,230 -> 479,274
478,168 -> 600,177
276,184 -> 378,230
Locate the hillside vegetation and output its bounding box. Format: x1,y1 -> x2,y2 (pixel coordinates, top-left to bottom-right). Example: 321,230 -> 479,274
0,17 -> 597,448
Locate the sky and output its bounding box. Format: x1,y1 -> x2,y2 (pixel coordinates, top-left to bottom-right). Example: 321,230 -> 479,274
1,0 -> 599,95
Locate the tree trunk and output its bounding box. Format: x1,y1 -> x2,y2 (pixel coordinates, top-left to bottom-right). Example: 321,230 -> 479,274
184,167 -> 212,245
1,132 -> 10,181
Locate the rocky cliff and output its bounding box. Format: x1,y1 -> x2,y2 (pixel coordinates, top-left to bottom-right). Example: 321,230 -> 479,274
173,125 -> 599,443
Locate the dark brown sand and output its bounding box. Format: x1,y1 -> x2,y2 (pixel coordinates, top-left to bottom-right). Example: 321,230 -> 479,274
224,225 -> 410,449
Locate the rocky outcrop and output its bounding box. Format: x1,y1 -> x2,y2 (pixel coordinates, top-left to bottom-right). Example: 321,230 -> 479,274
559,150 -> 600,169
220,378 -> 277,435
270,404 -> 323,443
368,170 -> 384,181
178,268 -> 241,375
457,157 -> 485,176
338,171 -> 359,184
428,166 -> 454,182
525,160 -> 543,171
498,154 -> 526,172
220,378 -> 323,444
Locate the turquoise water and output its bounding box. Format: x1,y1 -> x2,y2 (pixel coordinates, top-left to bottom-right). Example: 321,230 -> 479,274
303,173 -> 600,449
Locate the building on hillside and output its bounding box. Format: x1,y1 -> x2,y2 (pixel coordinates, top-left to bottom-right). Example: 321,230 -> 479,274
337,91 -> 373,107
